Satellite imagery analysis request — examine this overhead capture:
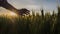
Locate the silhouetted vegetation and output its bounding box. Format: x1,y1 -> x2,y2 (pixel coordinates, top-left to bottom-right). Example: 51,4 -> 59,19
0,7 -> 60,34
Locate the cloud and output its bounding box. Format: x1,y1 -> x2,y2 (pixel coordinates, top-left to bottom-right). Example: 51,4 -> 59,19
25,5 -> 41,9
0,0 -> 59,13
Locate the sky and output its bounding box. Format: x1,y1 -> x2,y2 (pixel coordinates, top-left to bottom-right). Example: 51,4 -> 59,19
0,0 -> 60,14
7,0 -> 60,9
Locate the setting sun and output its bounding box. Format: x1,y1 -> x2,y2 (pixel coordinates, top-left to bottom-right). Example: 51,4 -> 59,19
8,12 -> 17,16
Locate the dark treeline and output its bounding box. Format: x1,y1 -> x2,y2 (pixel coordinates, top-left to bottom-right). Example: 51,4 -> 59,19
0,7 -> 60,34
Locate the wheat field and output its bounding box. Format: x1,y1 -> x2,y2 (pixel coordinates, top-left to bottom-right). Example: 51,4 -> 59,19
0,7 -> 60,34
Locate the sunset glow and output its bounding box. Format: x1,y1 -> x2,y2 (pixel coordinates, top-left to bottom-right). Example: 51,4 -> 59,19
8,12 -> 17,16
0,11 -> 18,18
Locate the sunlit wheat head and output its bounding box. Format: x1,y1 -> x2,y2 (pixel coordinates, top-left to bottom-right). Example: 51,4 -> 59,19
0,11 -> 18,18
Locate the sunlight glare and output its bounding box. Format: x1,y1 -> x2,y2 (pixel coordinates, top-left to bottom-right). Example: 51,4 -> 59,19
7,11 -> 18,17
9,12 -> 17,16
